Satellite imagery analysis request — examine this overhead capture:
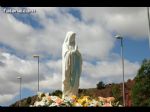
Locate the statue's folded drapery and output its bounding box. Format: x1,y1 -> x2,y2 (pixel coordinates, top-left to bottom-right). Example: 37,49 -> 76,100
62,31 -> 82,98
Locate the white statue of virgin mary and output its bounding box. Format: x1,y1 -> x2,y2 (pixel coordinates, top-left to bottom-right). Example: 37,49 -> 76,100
62,31 -> 82,98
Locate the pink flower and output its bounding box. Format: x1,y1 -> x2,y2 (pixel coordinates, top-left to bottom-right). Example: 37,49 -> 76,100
103,103 -> 112,107
55,98 -> 63,104
47,96 -> 51,101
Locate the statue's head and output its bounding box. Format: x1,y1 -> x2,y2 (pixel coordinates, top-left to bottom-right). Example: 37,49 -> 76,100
65,31 -> 76,46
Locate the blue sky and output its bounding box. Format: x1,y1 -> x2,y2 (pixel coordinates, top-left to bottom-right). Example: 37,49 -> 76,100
113,37 -> 150,63
0,7 -> 149,106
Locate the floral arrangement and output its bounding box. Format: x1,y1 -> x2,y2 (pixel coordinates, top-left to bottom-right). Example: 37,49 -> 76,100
30,92 -> 122,107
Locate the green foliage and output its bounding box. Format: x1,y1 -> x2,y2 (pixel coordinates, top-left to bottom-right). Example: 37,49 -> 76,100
78,89 -> 88,97
96,81 -> 105,89
21,100 -> 29,107
112,84 -> 121,102
51,90 -> 62,97
27,97 -> 31,104
111,101 -> 120,107
131,59 -> 150,106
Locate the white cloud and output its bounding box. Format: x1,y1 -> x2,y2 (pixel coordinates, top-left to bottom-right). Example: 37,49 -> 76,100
0,94 -> 14,105
0,7 -> 115,60
79,7 -> 148,39
82,57 -> 140,84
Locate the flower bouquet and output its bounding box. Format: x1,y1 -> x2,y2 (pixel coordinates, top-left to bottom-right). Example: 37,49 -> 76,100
30,92 -> 122,107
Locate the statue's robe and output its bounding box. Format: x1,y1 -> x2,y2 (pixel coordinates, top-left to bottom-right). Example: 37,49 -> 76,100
62,35 -> 82,98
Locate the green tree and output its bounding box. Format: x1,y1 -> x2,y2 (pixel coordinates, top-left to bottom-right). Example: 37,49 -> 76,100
112,84 -> 121,102
131,59 -> 150,106
96,81 -> 105,89
26,97 -> 31,104
51,90 -> 62,98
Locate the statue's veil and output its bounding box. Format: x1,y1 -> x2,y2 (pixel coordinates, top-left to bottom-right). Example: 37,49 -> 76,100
62,31 -> 75,58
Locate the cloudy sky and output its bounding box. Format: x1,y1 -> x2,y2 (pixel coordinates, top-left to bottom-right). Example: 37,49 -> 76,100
0,7 -> 150,106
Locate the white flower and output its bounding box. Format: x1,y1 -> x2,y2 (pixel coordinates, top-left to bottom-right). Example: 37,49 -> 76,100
34,101 -> 45,107
88,104 -> 95,107
39,101 -> 45,106
45,92 -> 50,97
49,103 -> 59,107
51,96 -> 58,101
63,96 -> 72,103
42,97 -> 47,102
37,92 -> 45,100
119,105 -> 123,107
89,100 -> 98,106
45,101 -> 50,106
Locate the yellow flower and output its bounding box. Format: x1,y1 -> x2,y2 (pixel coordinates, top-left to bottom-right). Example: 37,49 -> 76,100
73,102 -> 82,107
77,99 -> 83,104
83,103 -> 88,107
82,96 -> 89,100
87,99 -> 92,103
71,95 -> 77,99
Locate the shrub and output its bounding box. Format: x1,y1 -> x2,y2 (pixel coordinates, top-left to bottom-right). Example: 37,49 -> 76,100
97,81 -> 105,89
